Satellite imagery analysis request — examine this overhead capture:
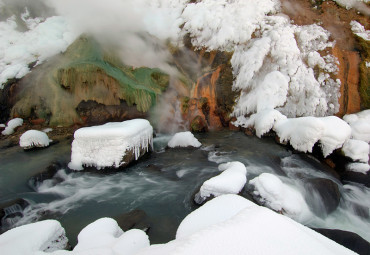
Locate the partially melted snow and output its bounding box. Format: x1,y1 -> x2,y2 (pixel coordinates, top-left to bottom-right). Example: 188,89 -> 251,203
68,119 -> 153,170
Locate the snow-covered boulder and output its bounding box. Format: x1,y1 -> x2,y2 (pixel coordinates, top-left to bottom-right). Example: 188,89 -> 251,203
346,163 -> 369,174
195,162 -> 247,204
344,110 -> 370,143
0,220 -> 69,254
137,195 -> 356,255
249,173 -> 312,222
19,130 -> 52,150
74,217 -> 149,255
342,139 -> 369,163
68,119 -> 153,171
1,118 -> 23,135
167,131 -> 201,148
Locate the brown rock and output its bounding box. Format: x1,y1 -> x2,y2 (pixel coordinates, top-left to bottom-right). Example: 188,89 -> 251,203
190,115 -> 208,133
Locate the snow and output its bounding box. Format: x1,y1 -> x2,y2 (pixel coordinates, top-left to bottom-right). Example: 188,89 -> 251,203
19,130 -> 52,149
167,131 -> 201,148
0,220 -> 68,254
350,20 -> 370,41
336,0 -> 370,10
199,161 -> 247,200
0,10 -> 77,88
344,110 -> 370,143
346,162 -> 370,174
177,194 -> 254,239
0,124 -> 5,128
342,139 -> 369,163
42,128 -> 53,133
68,119 -> 153,170
1,118 -> 23,135
318,116 -> 352,157
111,229 -> 150,255
138,195 -> 356,255
249,173 -> 312,222
274,117 -> 325,153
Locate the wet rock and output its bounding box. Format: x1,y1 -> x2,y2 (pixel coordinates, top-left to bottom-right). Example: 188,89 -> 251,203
304,178 -> 341,216
341,171 -> 370,188
115,209 -> 150,233
28,162 -> 65,191
313,228 -> 370,255
0,198 -> 29,233
190,115 -> 208,133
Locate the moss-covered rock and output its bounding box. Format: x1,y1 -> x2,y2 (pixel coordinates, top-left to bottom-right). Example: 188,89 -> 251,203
10,36 -> 169,126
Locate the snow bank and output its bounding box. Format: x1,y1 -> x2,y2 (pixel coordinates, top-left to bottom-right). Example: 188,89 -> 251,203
68,119 -> 153,170
0,10 -> 76,88
346,163 -> 369,174
167,131 -> 201,148
350,20 -> 370,41
138,195 -> 356,255
0,220 -> 68,254
344,110 -> 370,143
249,173 -> 312,222
19,130 -> 52,149
1,118 -> 23,135
342,139 -> 369,163
199,161 -> 247,200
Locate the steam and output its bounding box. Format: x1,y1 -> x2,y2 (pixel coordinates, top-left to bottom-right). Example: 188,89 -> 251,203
43,0 -> 186,74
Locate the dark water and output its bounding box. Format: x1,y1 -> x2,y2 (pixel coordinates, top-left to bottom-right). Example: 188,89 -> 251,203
0,130 -> 369,246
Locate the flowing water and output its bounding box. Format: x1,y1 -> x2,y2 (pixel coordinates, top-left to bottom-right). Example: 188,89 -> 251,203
0,131 -> 369,246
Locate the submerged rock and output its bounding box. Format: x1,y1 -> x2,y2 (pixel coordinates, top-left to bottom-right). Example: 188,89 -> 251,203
115,209 -> 150,233
304,178 -> 341,216
0,198 -> 29,233
28,162 -> 65,191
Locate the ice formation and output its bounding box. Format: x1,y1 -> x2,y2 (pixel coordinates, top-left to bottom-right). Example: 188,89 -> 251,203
137,195 -> 355,255
19,130 -> 52,149
0,10 -> 76,88
68,119 -> 153,170
0,220 -> 68,255
1,118 -> 23,135
167,131 -> 202,148
199,161 -> 247,200
249,173 -> 312,222
342,139 -> 369,163
343,110 -> 370,143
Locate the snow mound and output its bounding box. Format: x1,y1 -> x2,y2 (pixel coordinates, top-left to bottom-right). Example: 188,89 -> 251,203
1,118 -> 23,135
68,119 -> 153,170
343,110 -> 370,143
167,131 -> 201,148
274,117 -> 325,153
138,195 -> 356,255
346,163 -> 370,174
342,139 -> 369,163
19,130 -> 52,149
273,116 -> 351,156
73,217 -> 149,254
0,220 -> 68,254
199,161 -> 247,200
249,173 -> 312,222
318,116 -> 352,157
0,11 -> 77,88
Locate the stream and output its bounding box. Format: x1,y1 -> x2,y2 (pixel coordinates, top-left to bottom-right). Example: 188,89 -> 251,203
0,130 -> 369,246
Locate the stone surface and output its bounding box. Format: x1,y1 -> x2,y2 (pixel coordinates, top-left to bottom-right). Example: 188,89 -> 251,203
0,199 -> 29,233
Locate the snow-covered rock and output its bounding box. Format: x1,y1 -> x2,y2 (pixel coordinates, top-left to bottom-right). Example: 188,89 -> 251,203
346,163 -> 370,174
137,195 -> 356,255
19,130 -> 52,149
350,20 -> 370,41
249,173 -> 312,222
197,162 -> 247,203
1,118 -> 23,135
68,119 -> 153,171
342,139 -> 369,163
0,220 -> 68,254
344,110 -> 370,143
167,131 -> 201,148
